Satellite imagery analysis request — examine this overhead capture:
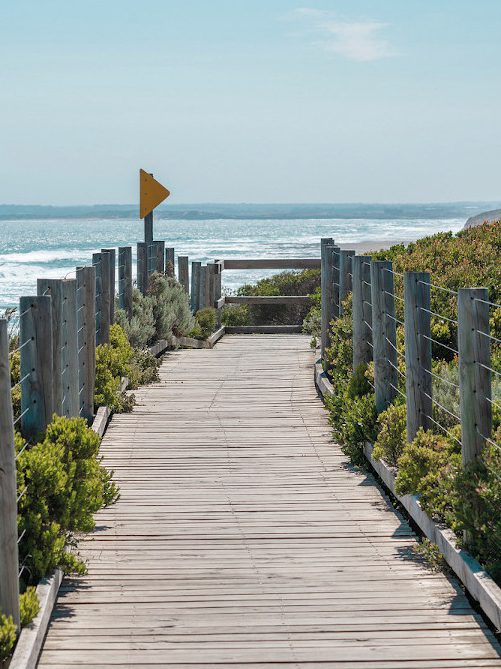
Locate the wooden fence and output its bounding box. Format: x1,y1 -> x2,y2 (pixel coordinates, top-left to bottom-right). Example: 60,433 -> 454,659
0,236 -> 199,629
1,234 -> 498,631
319,236 -> 497,490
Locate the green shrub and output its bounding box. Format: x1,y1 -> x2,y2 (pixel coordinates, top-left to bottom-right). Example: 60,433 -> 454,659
95,324 -> 135,412
372,403 -> 407,467
412,538 -> 449,573
16,416 -> 119,580
0,614 -> 16,662
453,435 -> 501,581
371,222 -> 501,350
19,587 -> 40,627
115,289 -> 155,349
192,307 -> 217,340
326,387 -> 378,467
302,304 -> 321,347
239,269 -> 320,325
347,363 -> 371,399
9,349 -> 21,419
395,428 -> 461,524
324,295 -> 353,375
147,273 -> 194,340
431,358 -> 460,430
127,349 -> 160,389
222,304 -> 249,327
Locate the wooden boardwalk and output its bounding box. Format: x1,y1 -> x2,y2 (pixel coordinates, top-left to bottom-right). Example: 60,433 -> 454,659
38,335 -> 501,668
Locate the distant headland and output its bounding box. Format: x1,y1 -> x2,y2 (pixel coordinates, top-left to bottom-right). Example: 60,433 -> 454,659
464,208 -> 501,228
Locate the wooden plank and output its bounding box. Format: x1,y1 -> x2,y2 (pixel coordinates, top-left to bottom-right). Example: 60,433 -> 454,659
223,258 -> 320,270
225,325 -> 303,334
225,296 -> 312,305
37,334 -> 501,668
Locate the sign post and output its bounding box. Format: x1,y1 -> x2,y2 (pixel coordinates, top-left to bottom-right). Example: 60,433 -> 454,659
139,169 -> 170,243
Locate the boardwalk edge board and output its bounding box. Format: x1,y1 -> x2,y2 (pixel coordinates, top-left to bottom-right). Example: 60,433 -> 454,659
7,570 -> 63,669
7,329 -> 225,669
314,354 -> 501,632
149,326 -> 226,354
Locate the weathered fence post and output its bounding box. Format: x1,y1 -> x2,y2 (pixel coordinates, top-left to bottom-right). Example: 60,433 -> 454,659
118,246 -> 133,319
61,279 -> 79,418
0,318 -> 20,629
199,265 -> 208,310
404,271 -> 432,442
352,255 -> 373,371
37,278 -> 63,413
320,239 -> 335,359
165,248 -> 175,277
458,288 -> 492,465
101,248 -> 116,324
339,250 -> 355,314
371,261 -> 398,413
76,266 -> 96,423
137,242 -> 148,295
191,261 -> 201,313
100,251 -> 111,344
148,241 -> 164,275
332,246 -> 341,317
178,256 -> 189,293
207,263 -> 217,308
214,260 -> 223,322
20,295 -> 53,437
93,253 -> 103,342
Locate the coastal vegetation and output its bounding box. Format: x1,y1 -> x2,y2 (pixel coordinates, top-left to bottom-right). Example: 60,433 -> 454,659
310,222 -> 501,583
0,271 -> 199,661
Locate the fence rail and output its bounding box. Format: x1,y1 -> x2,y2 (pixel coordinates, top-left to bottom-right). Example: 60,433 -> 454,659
0,235 -> 194,627
319,243 -> 499,547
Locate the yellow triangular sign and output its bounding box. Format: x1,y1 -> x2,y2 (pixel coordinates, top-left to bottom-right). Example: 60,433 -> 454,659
139,169 -> 170,219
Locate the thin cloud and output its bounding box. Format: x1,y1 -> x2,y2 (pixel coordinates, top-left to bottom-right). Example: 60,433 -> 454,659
293,8 -> 395,62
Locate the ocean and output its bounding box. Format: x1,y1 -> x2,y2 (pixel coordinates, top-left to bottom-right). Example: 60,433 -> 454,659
0,202 -> 495,312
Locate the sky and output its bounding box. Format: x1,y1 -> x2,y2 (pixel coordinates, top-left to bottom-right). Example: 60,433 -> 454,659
1,0 -> 500,205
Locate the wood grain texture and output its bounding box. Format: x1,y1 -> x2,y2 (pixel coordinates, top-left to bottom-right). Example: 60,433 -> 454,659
223,258 -> 321,270
37,278 -> 63,412
38,335 -> 501,667
61,279 -> 79,418
458,288 -> 492,464
20,295 -> 53,437
118,247 -> 133,319
404,272 -> 432,441
0,318 -> 20,627
76,266 -> 96,424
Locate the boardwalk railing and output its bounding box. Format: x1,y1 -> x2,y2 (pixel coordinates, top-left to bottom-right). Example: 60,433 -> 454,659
319,237 -> 498,538
1,234 -> 498,640
0,236 -> 197,630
